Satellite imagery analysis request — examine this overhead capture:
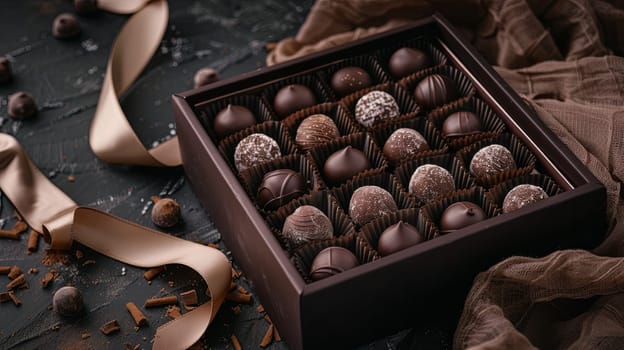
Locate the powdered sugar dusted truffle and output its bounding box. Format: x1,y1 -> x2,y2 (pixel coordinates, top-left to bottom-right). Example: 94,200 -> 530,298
282,205 -> 334,246
502,184 -> 548,213
234,133 -> 281,172
409,164 -> 455,203
383,128 -> 429,163
469,144 -> 516,178
354,91 -> 400,128
349,185 -> 398,226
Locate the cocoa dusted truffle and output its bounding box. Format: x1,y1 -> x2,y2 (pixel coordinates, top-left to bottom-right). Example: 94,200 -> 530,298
8,92 -> 37,120
502,184 -> 548,213
354,90 -> 400,127
74,0 -> 98,15
310,246 -> 359,281
331,66 -> 372,97
323,146 -> 371,185
413,74 -> 457,110
383,128 -> 429,163
213,104 -> 256,138
388,47 -> 431,78
234,133 -> 281,172
409,164 -> 455,203
53,286 -> 84,317
442,111 -> 482,137
193,67 -> 219,88
151,198 -> 181,228
295,114 -> 340,151
469,144 -> 517,178
377,221 -> 423,256
439,201 -> 487,234
273,84 -> 317,118
0,56 -> 12,84
282,205 -> 333,246
257,169 -> 307,211
52,13 -> 81,39
349,185 -> 398,226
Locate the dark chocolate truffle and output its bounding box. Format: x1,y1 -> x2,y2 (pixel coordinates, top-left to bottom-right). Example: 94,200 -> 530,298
409,164 -> 455,203
349,185 -> 398,226
0,56 -> 12,84
439,201 -> 487,234
309,246 -> 359,281
413,74 -> 457,110
8,92 -> 37,120
355,90 -> 400,127
323,146 -> 371,185
282,205 -> 333,246
74,0 -> 98,15
383,128 -> 429,163
469,144 -> 517,178
151,198 -> 181,228
257,169 -> 307,211
234,133 -> 281,172
377,221 -> 423,256
331,66 -> 373,97
52,13 -> 81,39
502,184 -> 548,213
193,67 -> 219,88
442,111 -> 482,137
295,114 -> 340,151
213,104 -> 256,138
273,84 -> 317,118
53,286 -> 84,317
388,47 -> 431,78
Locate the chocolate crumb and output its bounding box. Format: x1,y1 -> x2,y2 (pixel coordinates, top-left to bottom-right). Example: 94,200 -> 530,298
0,266 -> 10,275
100,319 -> 121,335
51,324 -> 61,331
0,292 -> 11,303
67,175 -> 75,182
166,305 -> 182,319
28,268 -> 39,274
81,333 -> 91,339
8,266 -> 22,279
180,289 -> 198,309
41,269 -> 58,288
43,250 -> 69,266
8,291 -> 21,306
168,281 -> 175,288
143,266 -> 164,281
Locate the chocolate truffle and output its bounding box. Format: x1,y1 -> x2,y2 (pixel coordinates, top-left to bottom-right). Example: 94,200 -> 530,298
377,221 -> 423,256
53,286 -> 84,317
388,47 -> 431,78
193,67 -> 219,88
151,198 -> 181,228
439,201 -> 487,234
273,84 -> 317,118
355,90 -> 400,127
74,0 -> 98,15
257,169 -> 307,211
413,74 -> 457,110
213,104 -> 256,138
282,205 -> 333,246
323,146 -> 371,185
502,184 -> 549,213
8,92 -> 37,120
309,246 -> 359,281
52,13 -> 81,39
295,114 -> 340,151
383,128 -> 429,163
442,111 -> 482,137
409,164 -> 455,203
0,56 -> 12,84
331,66 -> 373,97
349,185 -> 398,226
469,144 -> 517,178
234,133 -> 281,172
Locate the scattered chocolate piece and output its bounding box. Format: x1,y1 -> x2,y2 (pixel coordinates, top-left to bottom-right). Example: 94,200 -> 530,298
27,230 -> 40,252
144,295 -> 178,308
82,259 -> 96,266
331,66 -> 372,97
53,286 -> 84,317
51,324 -> 61,331
273,84 -> 317,118
0,292 -> 10,303
213,104 -> 256,138
413,74 -> 457,110
166,305 -> 183,319
28,268 -> 39,274
7,274 -> 26,290
256,304 -> 265,313
81,333 -> 92,340
74,0 -> 98,15
382,128 -> 429,163
8,291 -> 21,306
260,323 -> 274,348
323,146 -> 371,185
282,205 -> 333,246
40,269 -> 58,288
67,175 -> 76,182
126,302 -> 147,327
168,281 -> 175,288
143,266 -> 165,281
234,133 -> 282,172
52,13 -> 81,39
442,111 -> 482,137
310,247 -> 359,281
42,250 -> 70,266
257,169 -> 306,211
439,201 -> 487,234
225,289 -> 252,304
273,325 -> 282,342
8,92 -> 37,120
469,144 -> 517,178
0,56 -> 12,84
349,185 -> 398,226
193,67 -> 219,88
8,266 -> 22,279
354,90 -> 400,127
180,289 -> 198,308
502,184 -> 549,213
409,164 -> 455,203
151,198 -> 181,228
295,114 -> 340,151
388,47 -> 431,78
377,221 -> 423,256
100,319 -> 121,335
0,266 -> 10,275
231,335 -> 242,350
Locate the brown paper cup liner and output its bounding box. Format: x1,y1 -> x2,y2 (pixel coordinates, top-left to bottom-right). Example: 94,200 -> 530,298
359,208 -> 432,255
457,133 -> 537,188
318,55 -> 392,99
262,74 -> 333,119
374,37 -> 449,80
486,174 -> 563,212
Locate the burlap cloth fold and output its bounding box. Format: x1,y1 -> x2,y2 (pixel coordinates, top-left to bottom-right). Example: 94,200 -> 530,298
268,1 -> 624,349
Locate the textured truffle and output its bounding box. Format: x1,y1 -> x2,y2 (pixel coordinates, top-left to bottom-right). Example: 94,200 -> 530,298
151,198 -> 181,228
349,185 -> 398,226
8,92 -> 37,120
309,246 -> 359,281
354,90 -> 400,128
193,67 -> 219,88
413,74 -> 457,110
282,205 -> 334,246
377,221 -> 423,256
388,47 -> 431,78
52,13 -> 81,39
409,164 -> 455,203
323,146 -> 371,185
0,56 -> 12,84
234,133 -> 281,172
53,286 -> 84,317
469,144 -> 517,178
213,104 -> 256,138
273,84 -> 317,118
331,66 -> 373,97
257,169 -> 307,211
295,114 -> 340,151
439,201 -> 487,234
74,0 -> 98,15
442,111 -> 482,137
502,184 -> 549,213
383,128 -> 429,163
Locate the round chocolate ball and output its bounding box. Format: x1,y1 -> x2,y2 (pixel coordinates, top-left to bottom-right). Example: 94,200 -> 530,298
349,185 -> 398,226
0,56 -> 12,84
74,0 -> 98,15
502,184 -> 549,213
413,74 -> 457,110
213,104 -> 256,138
273,84 -> 317,118
383,128 -> 429,164
409,164 -> 455,203
151,198 -> 181,228
469,144 -> 517,178
377,221 -> 423,256
52,13 -> 81,39
234,133 -> 281,172
257,169 -> 307,211
309,246 -> 359,281
282,205 -> 333,246
193,67 -> 219,88
53,286 -> 84,317
295,114 -> 340,151
439,201 -> 487,234
388,47 -> 431,78
323,146 -> 371,185
355,90 -> 400,128
8,92 -> 37,120
331,66 -> 373,97
442,111 -> 482,137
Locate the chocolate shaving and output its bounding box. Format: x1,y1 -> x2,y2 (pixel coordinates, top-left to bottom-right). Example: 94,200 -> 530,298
42,250 -> 69,266
0,220 -> 28,239
40,269 -> 58,288
100,319 -> 121,335
27,230 -> 40,252
28,268 -> 38,274
0,266 -> 10,275
82,333 -> 91,339
126,302 -> 147,327
273,325 -> 282,342
144,295 -> 178,308
0,292 -> 10,303
8,291 -> 21,306
143,266 -> 164,281
256,304 -> 265,313
8,266 -> 22,279
7,274 -> 25,290
230,335 -> 242,350
166,305 -> 182,319
259,324 -> 274,348
226,290 -> 252,304
180,289 -> 198,309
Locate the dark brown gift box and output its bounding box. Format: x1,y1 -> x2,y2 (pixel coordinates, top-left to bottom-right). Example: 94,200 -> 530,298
172,14 -> 606,350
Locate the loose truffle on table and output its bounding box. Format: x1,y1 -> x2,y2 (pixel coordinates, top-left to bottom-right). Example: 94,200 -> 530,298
8,92 -> 37,120
282,205 -> 334,246
295,114 -> 340,151
469,144 -> 517,178
151,198 -> 181,228
383,128 -> 429,163
257,169 -> 307,211
388,47 -> 431,78
273,84 -> 317,118
323,146 -> 371,185
439,201 -> 487,234
377,221 -> 423,256
413,74 -> 457,110
52,13 -> 81,39
213,104 -> 256,138
354,90 -> 400,128
409,164 -> 455,203
234,133 -> 281,172
309,246 -> 359,281
193,67 -> 219,88
331,66 -> 373,97
502,184 -> 549,213
53,286 -> 85,317
0,56 -> 12,84
442,111 -> 482,137
349,185 -> 398,226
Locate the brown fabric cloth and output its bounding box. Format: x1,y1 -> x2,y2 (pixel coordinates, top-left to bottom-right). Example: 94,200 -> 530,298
267,1 -> 624,349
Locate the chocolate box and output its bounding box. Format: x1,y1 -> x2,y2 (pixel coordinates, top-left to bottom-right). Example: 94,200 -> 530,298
172,14 -> 606,349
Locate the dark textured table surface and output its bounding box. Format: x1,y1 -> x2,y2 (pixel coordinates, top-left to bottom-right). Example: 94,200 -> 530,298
0,1 -> 453,349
